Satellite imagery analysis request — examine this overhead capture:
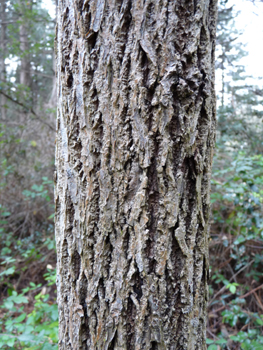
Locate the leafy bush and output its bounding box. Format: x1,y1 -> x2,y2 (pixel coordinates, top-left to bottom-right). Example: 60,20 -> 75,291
208,152 -> 263,349
0,281 -> 58,349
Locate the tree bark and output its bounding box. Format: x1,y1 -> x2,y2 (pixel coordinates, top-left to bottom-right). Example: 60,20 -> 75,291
0,0 -> 6,119
19,1 -> 31,87
55,1 -> 217,349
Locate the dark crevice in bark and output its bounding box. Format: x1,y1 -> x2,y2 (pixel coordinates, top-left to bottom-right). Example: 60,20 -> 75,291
66,195 -> 75,232
200,100 -> 209,121
202,254 -> 209,285
90,87 -> 99,110
67,71 -> 73,88
133,268 -> 143,301
182,156 -> 196,179
62,239 -> 69,273
118,0 -> 132,64
76,0 -> 84,13
170,224 -> 185,280
169,76 -> 182,149
193,0 -> 197,14
181,156 -> 197,226
197,26 -> 207,70
174,312 -> 186,349
121,56 -> 131,87
83,3 -> 91,30
145,2 -> 155,21
79,273 -> 90,347
115,0 -> 123,13
162,163 -> 169,191
98,277 -> 106,299
55,195 -> 60,224
107,60 -> 113,92
171,142 -> 183,180
106,138 -> 112,173
150,341 -> 158,350
79,272 -> 88,304
63,7 -> 69,25
91,180 -> 101,233
140,45 -> 149,87
104,233 -> 113,279
86,31 -> 98,52
108,331 -> 117,350
145,131 -> 160,274
182,157 -> 197,235
79,331 -> 88,350
72,250 -> 81,282
122,226 -> 130,261
126,295 -> 136,350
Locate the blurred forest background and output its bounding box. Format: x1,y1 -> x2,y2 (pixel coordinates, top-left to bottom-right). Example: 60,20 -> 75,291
0,1 -> 263,349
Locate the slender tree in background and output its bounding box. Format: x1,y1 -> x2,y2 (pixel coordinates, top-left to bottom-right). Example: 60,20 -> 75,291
0,0 -> 56,236
215,0 -> 263,154
55,1 -> 217,349
0,0 -> 6,119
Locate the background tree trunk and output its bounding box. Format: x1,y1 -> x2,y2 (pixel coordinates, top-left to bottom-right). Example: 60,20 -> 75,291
55,0 -> 217,349
19,0 -> 31,88
0,0 -> 6,119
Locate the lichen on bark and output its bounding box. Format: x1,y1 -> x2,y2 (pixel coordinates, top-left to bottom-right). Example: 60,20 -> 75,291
55,0 -> 218,349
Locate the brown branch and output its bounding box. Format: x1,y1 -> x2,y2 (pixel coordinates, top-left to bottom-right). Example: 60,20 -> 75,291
212,305 -> 226,314
253,291 -> 263,311
239,284 -> 263,299
0,91 -> 55,131
208,259 -> 255,306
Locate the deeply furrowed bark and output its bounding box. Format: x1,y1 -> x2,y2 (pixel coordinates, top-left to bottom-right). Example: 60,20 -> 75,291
55,0 -> 217,349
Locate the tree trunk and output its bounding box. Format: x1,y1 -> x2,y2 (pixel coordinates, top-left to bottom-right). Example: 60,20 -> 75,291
55,1 -> 217,349
19,1 -> 31,87
0,0 -> 6,119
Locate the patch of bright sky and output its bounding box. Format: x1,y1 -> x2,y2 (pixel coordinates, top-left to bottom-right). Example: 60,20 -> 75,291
44,0 -> 56,20
228,0 -> 263,81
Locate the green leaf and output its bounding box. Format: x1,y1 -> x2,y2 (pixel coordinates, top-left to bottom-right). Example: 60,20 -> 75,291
207,345 -> 218,350
18,334 -> 35,342
48,213 -> 55,220
12,294 -> 28,304
0,266 -> 15,276
1,211 -> 11,217
7,338 -> 15,346
14,313 -> 27,323
206,338 -> 215,344
230,336 -> 240,341
3,300 -> 14,309
216,338 -> 228,344
229,285 -> 236,294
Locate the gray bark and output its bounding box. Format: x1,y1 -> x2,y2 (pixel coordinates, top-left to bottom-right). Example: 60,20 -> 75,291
0,0 -> 6,119
19,1 -> 31,87
55,1 -> 217,349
